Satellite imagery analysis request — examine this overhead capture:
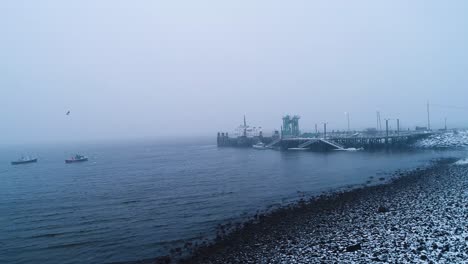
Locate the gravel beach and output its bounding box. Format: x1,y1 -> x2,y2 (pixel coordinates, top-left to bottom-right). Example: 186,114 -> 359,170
180,159 -> 467,263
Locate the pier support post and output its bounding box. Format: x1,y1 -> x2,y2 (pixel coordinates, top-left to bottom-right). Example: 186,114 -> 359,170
323,123 -> 327,139
385,120 -> 389,145
397,119 -> 400,135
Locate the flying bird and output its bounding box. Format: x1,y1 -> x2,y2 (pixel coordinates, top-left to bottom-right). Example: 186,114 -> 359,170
66,111 -> 70,116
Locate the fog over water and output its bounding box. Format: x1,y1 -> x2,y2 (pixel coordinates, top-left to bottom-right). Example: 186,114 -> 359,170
1,1 -> 468,144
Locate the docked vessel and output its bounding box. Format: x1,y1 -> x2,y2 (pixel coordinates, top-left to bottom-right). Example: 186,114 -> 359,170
234,115 -> 263,138
11,157 -> 38,165
65,154 -> 88,163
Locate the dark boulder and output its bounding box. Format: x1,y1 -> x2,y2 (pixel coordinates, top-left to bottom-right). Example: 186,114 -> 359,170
441,244 -> 450,252
346,243 -> 362,252
377,206 -> 390,213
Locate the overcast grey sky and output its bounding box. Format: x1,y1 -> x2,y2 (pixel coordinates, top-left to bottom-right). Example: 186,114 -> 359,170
1,1 -> 468,144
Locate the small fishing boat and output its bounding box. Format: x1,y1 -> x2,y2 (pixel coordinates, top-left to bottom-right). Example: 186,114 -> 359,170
253,142 -> 268,150
65,154 -> 88,163
11,156 -> 38,165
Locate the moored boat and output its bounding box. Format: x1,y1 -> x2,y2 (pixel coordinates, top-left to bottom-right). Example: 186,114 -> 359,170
253,142 -> 268,150
287,147 -> 308,151
65,154 -> 88,163
11,157 -> 38,165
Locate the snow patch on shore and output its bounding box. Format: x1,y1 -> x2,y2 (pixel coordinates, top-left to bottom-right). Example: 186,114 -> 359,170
454,158 -> 468,165
414,130 -> 468,148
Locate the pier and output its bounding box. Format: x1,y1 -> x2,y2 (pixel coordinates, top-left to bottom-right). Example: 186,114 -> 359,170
218,132 -> 432,151
217,115 -> 434,151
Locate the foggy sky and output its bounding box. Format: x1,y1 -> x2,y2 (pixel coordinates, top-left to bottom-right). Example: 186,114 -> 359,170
2,1 -> 468,144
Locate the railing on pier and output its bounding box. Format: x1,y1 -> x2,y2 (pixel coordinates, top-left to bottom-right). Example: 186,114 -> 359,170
297,139 -> 319,148
266,138 -> 281,148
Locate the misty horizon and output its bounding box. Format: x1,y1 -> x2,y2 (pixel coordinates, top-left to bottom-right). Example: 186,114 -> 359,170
2,1 -> 468,144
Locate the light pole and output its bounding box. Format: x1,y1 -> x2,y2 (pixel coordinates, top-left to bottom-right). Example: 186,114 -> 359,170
322,122 -> 328,139
376,111 -> 382,132
396,118 -> 400,135
427,101 -> 431,131
344,112 -> 350,134
385,119 -> 391,145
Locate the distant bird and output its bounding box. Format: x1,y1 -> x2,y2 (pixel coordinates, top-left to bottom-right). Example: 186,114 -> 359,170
66,111 -> 70,116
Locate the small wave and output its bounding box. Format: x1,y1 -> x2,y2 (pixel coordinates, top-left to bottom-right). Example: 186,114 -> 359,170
122,200 -> 140,205
47,240 -> 98,249
30,232 -> 68,239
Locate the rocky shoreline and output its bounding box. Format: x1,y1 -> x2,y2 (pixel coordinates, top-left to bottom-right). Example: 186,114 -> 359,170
175,158 -> 467,263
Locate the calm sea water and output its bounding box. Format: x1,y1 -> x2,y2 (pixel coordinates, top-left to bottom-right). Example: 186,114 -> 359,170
0,139 -> 464,263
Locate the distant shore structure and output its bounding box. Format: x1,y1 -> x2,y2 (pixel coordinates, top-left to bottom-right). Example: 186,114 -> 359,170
218,115 -> 434,151
218,116 -> 272,147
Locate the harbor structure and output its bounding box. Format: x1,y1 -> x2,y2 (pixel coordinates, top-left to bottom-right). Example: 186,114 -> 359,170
217,116 -> 271,147
234,115 -> 263,138
218,115 -> 433,151
281,115 -> 301,137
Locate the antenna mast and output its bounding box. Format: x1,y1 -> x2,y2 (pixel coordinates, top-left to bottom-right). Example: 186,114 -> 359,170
427,101 -> 431,130
376,111 -> 382,131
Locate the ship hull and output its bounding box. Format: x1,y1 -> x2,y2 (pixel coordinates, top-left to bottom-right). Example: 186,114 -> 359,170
11,158 -> 37,165
65,158 -> 88,164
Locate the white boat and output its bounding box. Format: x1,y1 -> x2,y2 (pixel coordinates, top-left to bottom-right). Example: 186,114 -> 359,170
253,142 -> 268,150
288,147 -> 308,151
334,147 -> 364,151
